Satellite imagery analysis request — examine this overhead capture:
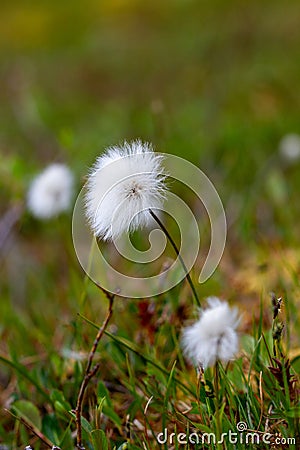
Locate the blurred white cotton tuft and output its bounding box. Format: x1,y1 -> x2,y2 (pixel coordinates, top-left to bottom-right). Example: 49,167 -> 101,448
27,163 -> 74,219
181,297 -> 240,368
279,133 -> 300,163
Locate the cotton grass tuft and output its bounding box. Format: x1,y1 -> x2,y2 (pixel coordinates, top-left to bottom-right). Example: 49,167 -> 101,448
27,163 -> 74,219
182,297 -> 240,368
85,140 -> 166,241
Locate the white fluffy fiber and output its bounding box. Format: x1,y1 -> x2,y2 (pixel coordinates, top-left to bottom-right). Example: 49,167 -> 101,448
85,140 -> 166,241
27,163 -> 74,219
182,297 -> 239,368
279,133 -> 300,162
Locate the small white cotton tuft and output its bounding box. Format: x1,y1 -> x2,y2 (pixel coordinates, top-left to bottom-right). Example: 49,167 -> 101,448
181,297 -> 240,368
279,133 -> 300,162
27,163 -> 74,219
84,140 -> 167,241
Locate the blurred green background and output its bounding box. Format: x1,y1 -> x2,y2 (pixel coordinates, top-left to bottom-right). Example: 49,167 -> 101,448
1,0 -> 300,235
1,0 -> 300,171
1,0 -> 300,445
1,0 -> 300,362
1,0 -> 300,351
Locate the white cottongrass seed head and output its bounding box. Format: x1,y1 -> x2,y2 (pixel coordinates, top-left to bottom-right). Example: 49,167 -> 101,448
181,297 -> 239,368
279,133 -> 300,162
27,163 -> 74,219
85,140 -> 166,241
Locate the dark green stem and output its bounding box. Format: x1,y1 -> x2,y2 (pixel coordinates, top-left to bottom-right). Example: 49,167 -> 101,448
214,361 -> 222,449
149,208 -> 200,307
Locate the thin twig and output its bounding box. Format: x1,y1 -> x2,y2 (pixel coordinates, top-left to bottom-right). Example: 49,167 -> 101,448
5,409 -> 54,448
148,208 -> 201,307
75,292 -> 114,449
79,314 -> 196,397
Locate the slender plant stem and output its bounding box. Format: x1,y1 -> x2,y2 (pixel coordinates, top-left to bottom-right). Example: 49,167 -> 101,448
76,290 -> 114,449
214,361 -> 222,450
148,208 -> 201,307
79,314 -> 197,398
5,409 -> 55,448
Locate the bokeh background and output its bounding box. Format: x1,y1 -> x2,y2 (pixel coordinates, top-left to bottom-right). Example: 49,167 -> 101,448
1,0 -> 300,446
1,0 -> 300,232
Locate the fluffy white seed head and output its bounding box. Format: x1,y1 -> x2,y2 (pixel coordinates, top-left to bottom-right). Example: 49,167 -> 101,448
182,297 -> 239,368
279,133 -> 300,162
27,163 -> 74,219
85,140 -> 166,241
